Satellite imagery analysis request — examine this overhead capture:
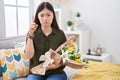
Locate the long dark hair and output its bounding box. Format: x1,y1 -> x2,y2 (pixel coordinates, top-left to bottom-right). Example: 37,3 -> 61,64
34,2 -> 59,29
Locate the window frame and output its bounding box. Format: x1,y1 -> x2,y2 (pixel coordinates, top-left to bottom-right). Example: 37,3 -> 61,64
0,0 -> 32,39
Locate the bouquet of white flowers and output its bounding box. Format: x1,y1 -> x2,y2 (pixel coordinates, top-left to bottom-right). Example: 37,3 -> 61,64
59,42 -> 82,63
31,35 -> 88,75
58,38 -> 88,65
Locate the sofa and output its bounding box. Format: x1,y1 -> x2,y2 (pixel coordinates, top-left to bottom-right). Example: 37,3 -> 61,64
0,66 -> 79,80
0,67 -> 2,80
0,47 -> 79,80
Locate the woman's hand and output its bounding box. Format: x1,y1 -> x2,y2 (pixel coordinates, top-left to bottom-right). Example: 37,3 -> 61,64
46,49 -> 62,71
46,62 -> 62,71
28,16 -> 38,36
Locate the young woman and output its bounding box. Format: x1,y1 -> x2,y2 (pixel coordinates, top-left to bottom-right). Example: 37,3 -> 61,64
25,2 -> 67,80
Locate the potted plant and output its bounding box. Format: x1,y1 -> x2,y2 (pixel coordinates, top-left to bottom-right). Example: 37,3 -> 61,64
74,12 -> 81,30
67,20 -> 73,31
76,12 -> 81,18
67,20 -> 73,26
76,12 -> 81,21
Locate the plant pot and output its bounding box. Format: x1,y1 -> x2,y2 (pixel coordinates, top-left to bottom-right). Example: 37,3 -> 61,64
67,26 -> 72,31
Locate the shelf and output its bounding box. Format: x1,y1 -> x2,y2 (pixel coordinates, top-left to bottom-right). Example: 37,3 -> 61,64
64,31 -> 81,34
81,53 -> 112,62
64,30 -> 90,54
54,8 -> 90,55
64,30 -> 89,34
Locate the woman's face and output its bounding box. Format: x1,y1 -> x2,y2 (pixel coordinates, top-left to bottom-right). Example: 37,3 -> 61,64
38,8 -> 54,27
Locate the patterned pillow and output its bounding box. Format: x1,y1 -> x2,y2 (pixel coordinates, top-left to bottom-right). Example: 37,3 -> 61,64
0,47 -> 30,80
0,66 -> 2,77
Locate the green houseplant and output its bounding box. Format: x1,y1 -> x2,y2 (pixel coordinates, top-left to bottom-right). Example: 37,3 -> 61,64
76,12 -> 81,18
75,12 -> 81,21
74,12 -> 81,30
67,20 -> 73,31
67,20 -> 73,27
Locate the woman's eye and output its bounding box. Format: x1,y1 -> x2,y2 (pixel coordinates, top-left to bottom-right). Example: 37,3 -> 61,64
40,14 -> 44,17
47,14 -> 50,16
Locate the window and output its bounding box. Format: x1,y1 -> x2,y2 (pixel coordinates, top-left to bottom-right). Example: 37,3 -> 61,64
4,0 -> 30,37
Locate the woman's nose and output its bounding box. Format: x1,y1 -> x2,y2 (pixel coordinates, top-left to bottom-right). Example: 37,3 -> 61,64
43,16 -> 47,20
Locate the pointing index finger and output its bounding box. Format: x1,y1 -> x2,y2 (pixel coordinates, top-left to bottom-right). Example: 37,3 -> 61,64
32,16 -> 35,23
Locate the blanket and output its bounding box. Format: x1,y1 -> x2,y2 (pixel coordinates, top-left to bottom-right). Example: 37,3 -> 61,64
71,61 -> 120,80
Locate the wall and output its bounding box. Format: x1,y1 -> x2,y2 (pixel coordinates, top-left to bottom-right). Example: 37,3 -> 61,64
60,0 -> 120,63
32,0 -> 42,15
0,0 -> 5,38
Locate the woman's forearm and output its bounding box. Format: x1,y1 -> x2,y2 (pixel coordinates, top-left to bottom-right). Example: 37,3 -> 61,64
65,60 -> 84,69
25,38 -> 34,59
25,16 -> 38,59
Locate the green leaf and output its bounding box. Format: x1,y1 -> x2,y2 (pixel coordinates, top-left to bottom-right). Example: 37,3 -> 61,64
63,46 -> 68,52
58,50 -> 62,55
75,53 -> 80,59
69,55 -> 76,60
82,59 -> 89,64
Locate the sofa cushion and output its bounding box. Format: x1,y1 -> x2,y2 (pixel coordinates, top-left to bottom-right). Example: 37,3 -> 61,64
0,47 -> 30,80
0,66 -> 2,77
